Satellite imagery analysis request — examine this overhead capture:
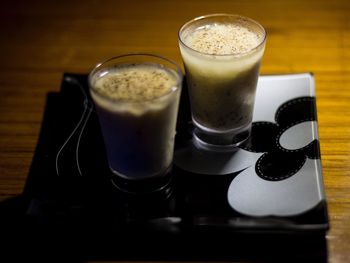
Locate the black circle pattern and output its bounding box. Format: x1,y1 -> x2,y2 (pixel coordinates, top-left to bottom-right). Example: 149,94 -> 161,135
240,97 -> 320,181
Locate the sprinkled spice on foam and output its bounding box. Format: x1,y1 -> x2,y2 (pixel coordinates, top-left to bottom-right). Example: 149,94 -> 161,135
184,23 -> 261,55
94,64 -> 178,102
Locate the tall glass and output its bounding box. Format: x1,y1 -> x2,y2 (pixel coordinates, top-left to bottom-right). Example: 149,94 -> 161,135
89,54 -> 183,192
178,14 -> 266,151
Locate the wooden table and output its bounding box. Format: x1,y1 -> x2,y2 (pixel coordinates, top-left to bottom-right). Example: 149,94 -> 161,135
1,0 -> 349,262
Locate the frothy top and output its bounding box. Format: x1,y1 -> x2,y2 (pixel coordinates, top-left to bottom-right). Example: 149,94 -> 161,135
183,23 -> 262,55
93,64 -> 178,102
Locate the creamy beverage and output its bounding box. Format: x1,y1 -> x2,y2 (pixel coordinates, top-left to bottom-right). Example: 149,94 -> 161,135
89,55 -> 182,182
179,14 -> 266,148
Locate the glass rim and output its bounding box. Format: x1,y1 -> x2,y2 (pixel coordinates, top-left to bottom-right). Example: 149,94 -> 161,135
88,53 -> 183,104
178,13 -> 267,57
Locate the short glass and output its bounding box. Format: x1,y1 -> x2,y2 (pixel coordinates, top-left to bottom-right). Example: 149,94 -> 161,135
88,54 -> 183,193
178,14 -> 267,151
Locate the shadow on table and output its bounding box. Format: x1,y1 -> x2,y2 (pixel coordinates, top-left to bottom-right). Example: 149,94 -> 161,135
0,195 -> 327,263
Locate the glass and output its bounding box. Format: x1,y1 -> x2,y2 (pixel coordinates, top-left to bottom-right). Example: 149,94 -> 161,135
89,54 -> 183,193
178,14 -> 267,151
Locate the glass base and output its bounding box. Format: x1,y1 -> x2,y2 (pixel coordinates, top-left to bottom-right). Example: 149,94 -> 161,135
110,166 -> 173,195
193,126 -> 250,152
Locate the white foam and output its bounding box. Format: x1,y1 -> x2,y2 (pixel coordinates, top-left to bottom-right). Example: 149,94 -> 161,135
179,22 -> 265,77
183,23 -> 261,55
90,64 -> 180,115
93,64 -> 178,101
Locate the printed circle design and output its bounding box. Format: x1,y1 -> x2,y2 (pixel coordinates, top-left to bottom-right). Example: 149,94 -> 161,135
240,97 -> 320,181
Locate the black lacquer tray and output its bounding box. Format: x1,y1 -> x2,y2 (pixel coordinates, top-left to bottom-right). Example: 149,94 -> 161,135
0,73 -> 329,262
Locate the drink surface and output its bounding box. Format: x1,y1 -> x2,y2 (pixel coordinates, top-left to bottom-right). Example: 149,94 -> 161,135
92,63 -> 178,102
182,23 -> 262,55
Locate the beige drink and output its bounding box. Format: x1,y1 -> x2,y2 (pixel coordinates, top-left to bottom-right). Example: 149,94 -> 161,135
179,14 -> 266,149
89,55 -> 182,187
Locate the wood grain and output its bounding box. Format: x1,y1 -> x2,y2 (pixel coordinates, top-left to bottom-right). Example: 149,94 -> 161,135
1,0 -> 350,262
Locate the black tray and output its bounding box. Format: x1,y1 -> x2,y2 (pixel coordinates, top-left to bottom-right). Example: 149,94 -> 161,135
0,73 -> 329,262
